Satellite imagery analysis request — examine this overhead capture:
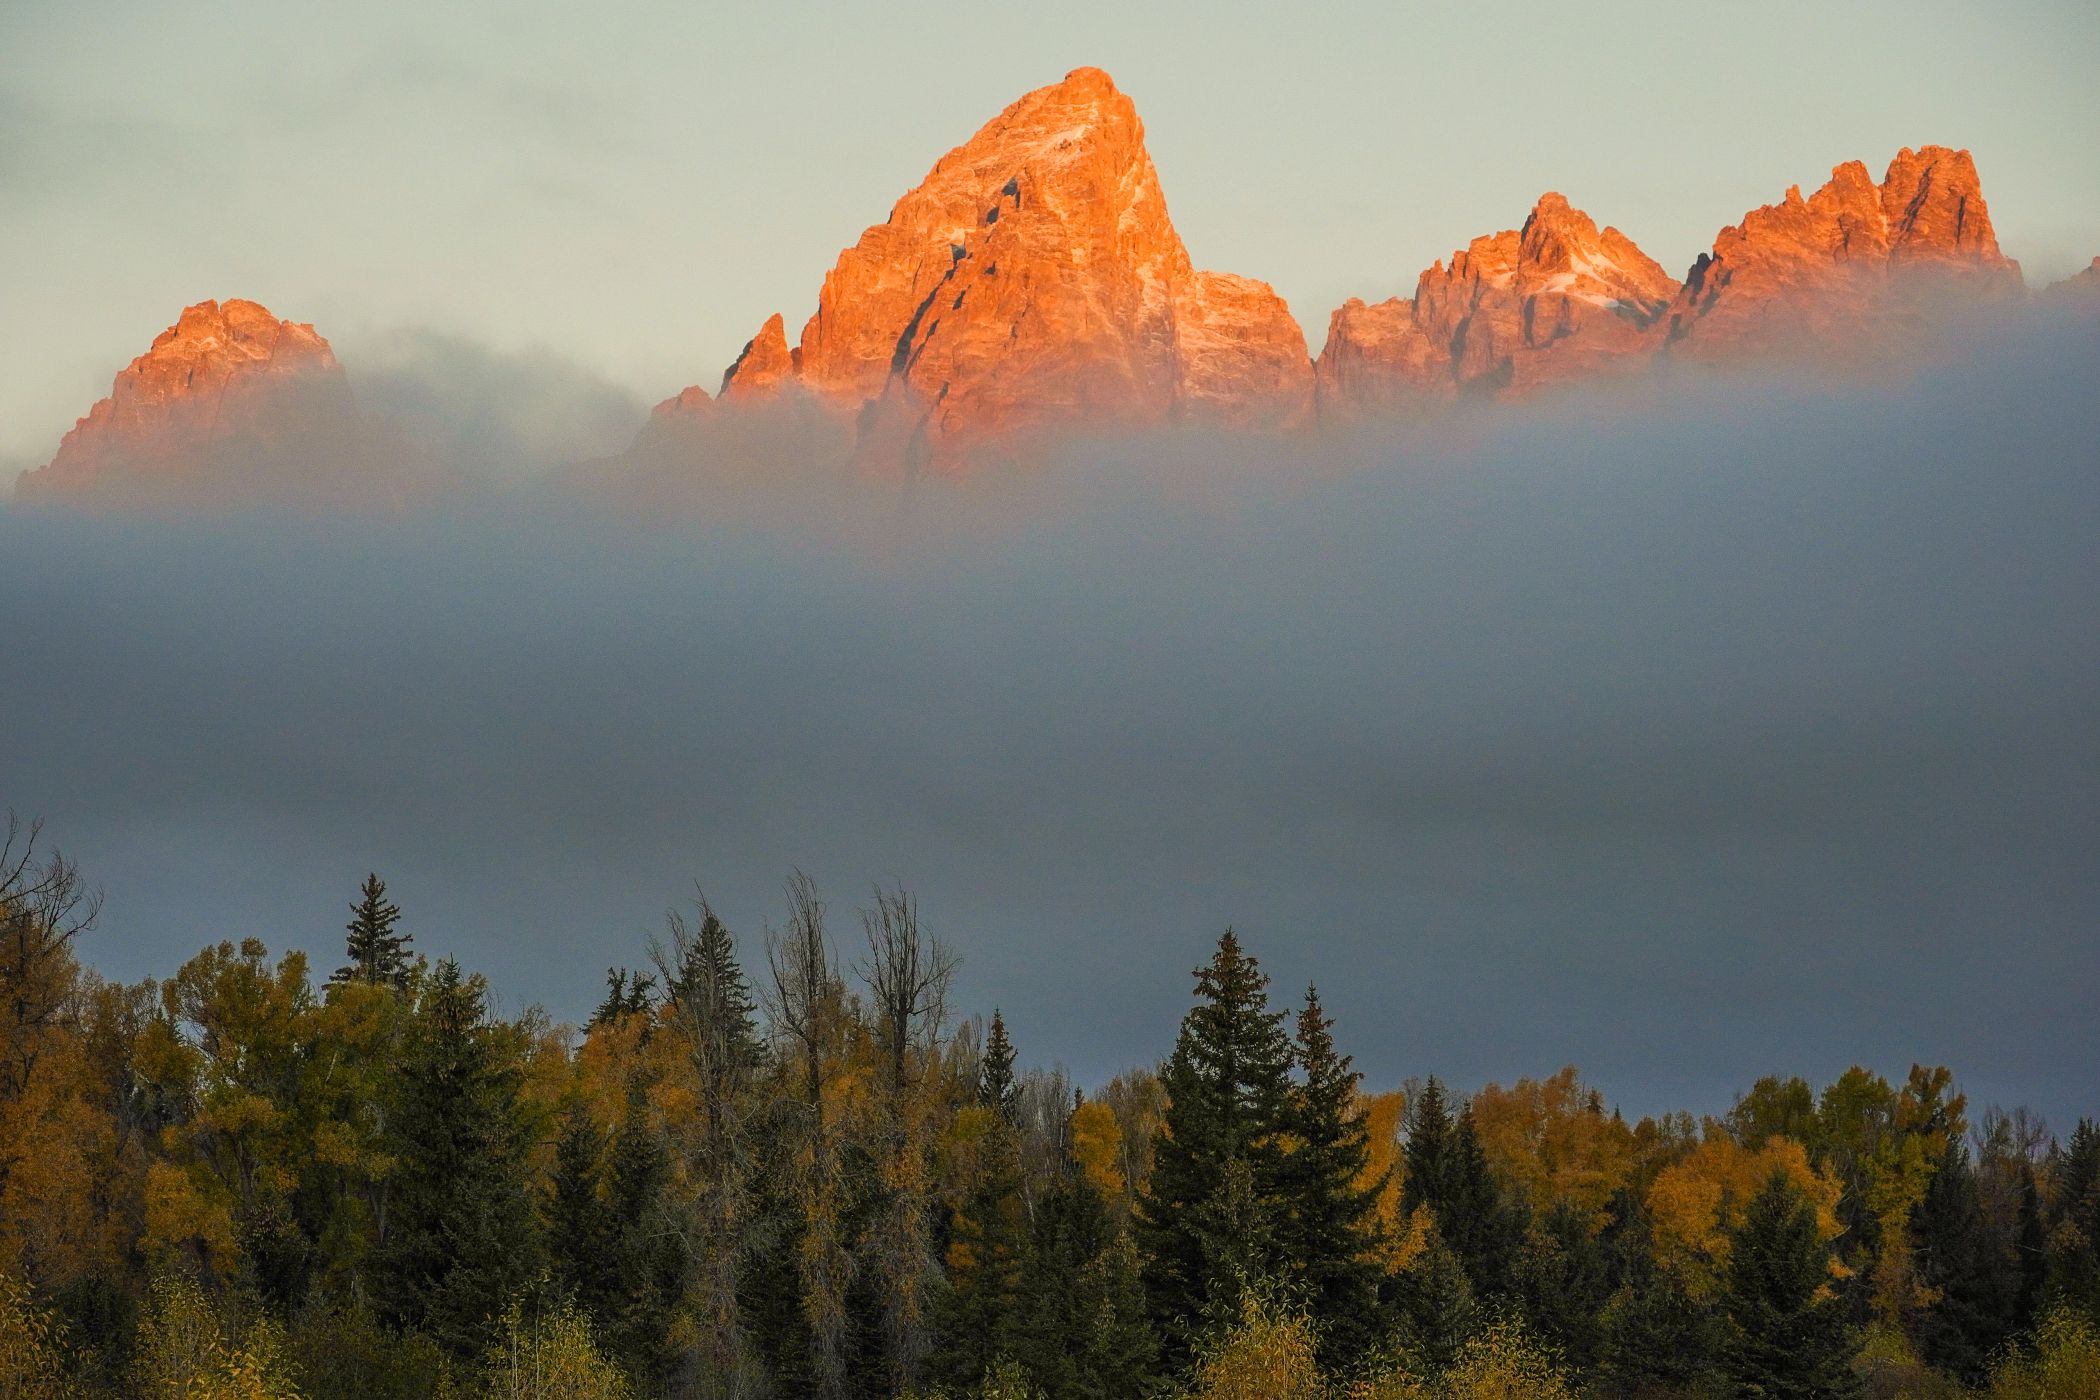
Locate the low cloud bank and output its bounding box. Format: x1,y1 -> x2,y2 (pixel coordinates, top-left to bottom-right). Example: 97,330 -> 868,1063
3,307 -> 2096,1126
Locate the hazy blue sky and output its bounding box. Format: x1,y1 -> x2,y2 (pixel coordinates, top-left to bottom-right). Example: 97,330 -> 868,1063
5,0 -> 2098,472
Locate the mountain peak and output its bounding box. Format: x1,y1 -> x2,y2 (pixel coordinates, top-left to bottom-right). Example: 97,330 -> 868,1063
771,66 -> 1303,461
15,298 -> 363,506
1664,144 -> 2021,359
719,313 -> 795,400
1317,192 -> 1676,412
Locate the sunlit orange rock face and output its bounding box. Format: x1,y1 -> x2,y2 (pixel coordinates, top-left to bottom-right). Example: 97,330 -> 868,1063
720,313 -> 797,401
1664,146 -> 2021,359
783,66 -> 1310,463
1315,193 -> 1678,416
14,299 -> 380,508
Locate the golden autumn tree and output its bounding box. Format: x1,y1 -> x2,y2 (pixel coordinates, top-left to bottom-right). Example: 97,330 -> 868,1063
1645,1134 -> 1845,1294
1468,1066 -> 1634,1218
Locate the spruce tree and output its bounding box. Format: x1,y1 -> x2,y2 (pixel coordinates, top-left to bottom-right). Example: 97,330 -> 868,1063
602,1085 -> 682,1390
664,904 -> 762,1071
546,1102 -> 616,1317
592,967 -> 628,1028
1391,1221 -> 1477,1373
1719,1171 -> 1859,1397
372,958 -> 541,1360
1137,929 -> 1295,1354
1597,1188 -> 1724,1395
1401,1080 -> 1524,1301
938,1100 -> 1028,1390
335,873 -> 409,987
1019,1164 -> 1158,1400
980,1009 -> 1019,1121
1915,1140 -> 2021,1383
2046,1118 -> 2100,1320
1520,1199 -> 1614,1375
1278,985 -> 1386,1367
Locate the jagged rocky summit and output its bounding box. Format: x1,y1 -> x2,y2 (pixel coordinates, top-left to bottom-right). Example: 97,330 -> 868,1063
16,67 -> 2091,506
13,299 -> 422,510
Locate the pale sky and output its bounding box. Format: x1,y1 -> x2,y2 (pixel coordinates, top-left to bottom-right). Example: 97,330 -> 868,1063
5,0 -> 2098,473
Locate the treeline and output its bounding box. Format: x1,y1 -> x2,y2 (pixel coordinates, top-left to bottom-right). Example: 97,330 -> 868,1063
2,820 -> 2097,1399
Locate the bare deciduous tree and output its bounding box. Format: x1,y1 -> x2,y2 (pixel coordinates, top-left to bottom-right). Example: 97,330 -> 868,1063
0,812 -> 103,1103
760,871 -> 853,1400
855,883 -> 959,1394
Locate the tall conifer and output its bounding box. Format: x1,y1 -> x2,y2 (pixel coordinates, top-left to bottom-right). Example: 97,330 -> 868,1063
1137,930 -> 1295,1352
1279,985 -> 1386,1366
335,873 -> 409,987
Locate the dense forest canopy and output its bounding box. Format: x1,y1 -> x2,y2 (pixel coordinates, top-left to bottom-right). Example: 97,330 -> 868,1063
1,815 -> 2095,1398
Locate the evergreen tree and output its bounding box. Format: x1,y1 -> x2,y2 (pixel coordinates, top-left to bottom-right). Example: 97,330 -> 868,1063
1401,1077 -> 1457,1219
1018,1164 -> 1158,1400
546,1101 -> 617,1318
658,896 -> 765,1390
1137,930 -> 1296,1354
938,1103 -> 1028,1391
371,958 -> 541,1360
1719,1171 -> 1859,1397
1391,1220 -> 1478,1374
664,903 -> 762,1070
623,971 -> 657,1020
1402,1080 -> 1525,1301
1597,1188 -> 1724,1395
2046,1118 -> 2100,1321
979,1009 -> 1019,1121
1277,985 -> 1386,1367
601,1085 -> 682,1390
1914,1139 -> 2021,1383
592,967 -> 628,1028
334,873 -> 409,987
1519,1199 -> 1614,1376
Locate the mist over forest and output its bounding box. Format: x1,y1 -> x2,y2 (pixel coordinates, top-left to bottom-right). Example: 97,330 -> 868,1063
5,307 -> 2096,1129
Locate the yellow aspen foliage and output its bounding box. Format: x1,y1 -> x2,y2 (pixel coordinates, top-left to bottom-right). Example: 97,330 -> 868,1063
1983,1308 -> 2100,1400
1351,1318 -> 1576,1400
1070,1098 -> 1125,1199
1386,1203 -> 1436,1275
477,1295 -> 631,1399
131,1271 -> 302,1398
1468,1066 -> 1634,1217
0,1029 -> 134,1289
0,1271 -> 77,1399
1356,1088 -> 1408,1256
1646,1135 -> 1843,1292
1182,1288 -> 1324,1400
142,1160 -> 238,1274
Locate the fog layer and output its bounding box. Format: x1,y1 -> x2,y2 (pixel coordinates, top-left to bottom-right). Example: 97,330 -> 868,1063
3,312 -> 2095,1126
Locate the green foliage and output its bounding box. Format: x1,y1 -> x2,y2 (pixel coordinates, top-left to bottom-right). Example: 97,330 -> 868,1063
979,1010 -> 1019,1120
476,1294 -> 631,1399
284,1299 -> 446,1400
1277,986 -> 1387,1368
371,958 -> 542,1360
1401,1083 -> 1526,1303
0,1271 -> 78,1400
1139,930 -> 1296,1354
1015,1165 -> 1159,1399
1982,1306 -> 2100,1399
334,873 -> 410,988
132,1271 -> 303,1399
1719,1171 -> 1860,1397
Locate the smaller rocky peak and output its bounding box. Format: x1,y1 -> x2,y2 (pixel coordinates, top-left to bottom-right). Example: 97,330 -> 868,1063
652,384 -> 713,418
1878,145 -> 2010,268
719,313 -> 796,400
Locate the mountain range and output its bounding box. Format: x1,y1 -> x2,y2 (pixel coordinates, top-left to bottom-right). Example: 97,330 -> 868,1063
14,67 -> 2095,506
